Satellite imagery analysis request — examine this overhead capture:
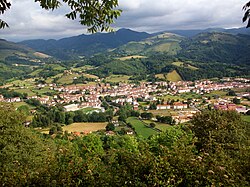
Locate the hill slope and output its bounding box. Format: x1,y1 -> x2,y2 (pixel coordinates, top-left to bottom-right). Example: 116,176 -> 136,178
114,32 -> 183,56
19,29 -> 152,60
0,39 -> 51,64
179,32 -> 250,65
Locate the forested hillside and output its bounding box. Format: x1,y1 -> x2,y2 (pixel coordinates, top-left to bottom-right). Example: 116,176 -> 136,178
19,29 -> 151,60
0,103 -> 249,186
1,29 -> 250,83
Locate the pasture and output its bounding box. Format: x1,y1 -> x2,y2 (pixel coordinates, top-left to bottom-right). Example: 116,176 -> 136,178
117,55 -> 147,61
142,119 -> 171,131
172,61 -> 199,70
57,73 -> 80,84
63,122 -> 107,133
105,75 -> 131,83
33,52 -> 50,58
148,110 -> 172,116
80,107 -> 101,114
126,117 -> 157,138
155,74 -> 166,80
166,70 -> 182,82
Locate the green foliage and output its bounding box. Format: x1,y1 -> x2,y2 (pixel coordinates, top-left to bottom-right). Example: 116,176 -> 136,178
0,0 -> 11,29
227,89 -> 236,96
156,115 -> 175,125
141,112 -> 153,120
106,122 -> 115,131
1,103 -> 250,186
191,110 -> 247,153
149,122 -> 156,128
2,0 -> 121,32
233,97 -> 241,104
17,105 -> 30,116
243,1 -> 250,28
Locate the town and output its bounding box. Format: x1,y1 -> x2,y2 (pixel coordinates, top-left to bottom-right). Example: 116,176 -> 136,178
1,77 -> 249,128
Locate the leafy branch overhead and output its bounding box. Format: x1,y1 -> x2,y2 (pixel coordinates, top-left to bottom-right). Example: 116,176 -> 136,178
0,0 -> 122,32
0,0 -> 11,28
243,1 -> 250,28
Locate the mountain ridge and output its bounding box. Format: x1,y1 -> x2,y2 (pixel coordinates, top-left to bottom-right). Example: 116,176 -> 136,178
19,28 -> 152,60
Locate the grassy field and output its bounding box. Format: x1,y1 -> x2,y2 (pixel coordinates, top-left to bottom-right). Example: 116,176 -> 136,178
71,65 -> 96,72
45,78 -> 54,84
126,117 -> 157,138
32,87 -> 56,96
142,119 -> 171,131
48,64 -> 65,71
242,115 -> 250,123
152,43 -> 172,52
33,52 -> 50,58
166,70 -> 182,82
117,55 -> 147,61
29,69 -> 42,76
155,74 -> 166,80
57,73 -> 80,85
63,122 -> 107,133
12,102 -> 28,108
148,110 -> 172,116
80,107 -> 101,114
179,92 -> 202,100
172,61 -> 199,70
151,42 -> 180,55
83,73 -> 99,79
204,90 -> 228,98
8,79 -> 36,87
14,88 -> 36,96
105,75 -> 131,83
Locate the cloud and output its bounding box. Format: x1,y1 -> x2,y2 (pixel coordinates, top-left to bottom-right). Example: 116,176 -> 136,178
0,0 -> 247,41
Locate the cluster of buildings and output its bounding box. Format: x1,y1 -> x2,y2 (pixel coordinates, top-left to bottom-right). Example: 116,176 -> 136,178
0,77 -> 249,122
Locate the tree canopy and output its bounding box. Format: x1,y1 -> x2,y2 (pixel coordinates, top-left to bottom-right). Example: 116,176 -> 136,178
243,1 -> 250,27
0,0 -> 121,32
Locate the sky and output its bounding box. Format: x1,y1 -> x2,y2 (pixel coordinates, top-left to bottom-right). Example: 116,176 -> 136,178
0,0 -> 248,41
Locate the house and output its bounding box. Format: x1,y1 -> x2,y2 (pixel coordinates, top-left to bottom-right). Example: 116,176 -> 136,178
64,104 -> 79,112
236,106 -> 249,114
227,104 -> 236,110
157,104 -> 171,110
126,130 -> 134,135
172,102 -> 188,110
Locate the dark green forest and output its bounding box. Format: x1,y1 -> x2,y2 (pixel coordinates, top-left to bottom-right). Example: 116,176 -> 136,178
1,102 -> 249,186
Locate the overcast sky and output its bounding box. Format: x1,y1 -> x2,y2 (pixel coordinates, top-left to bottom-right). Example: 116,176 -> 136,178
0,0 -> 247,41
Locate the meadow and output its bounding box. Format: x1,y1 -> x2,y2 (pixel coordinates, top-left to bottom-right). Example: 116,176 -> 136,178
105,75 -> 131,83
142,119 -> 171,131
63,122 -> 107,133
57,73 -> 81,84
117,55 -> 147,61
166,70 -> 183,82
126,117 -> 158,138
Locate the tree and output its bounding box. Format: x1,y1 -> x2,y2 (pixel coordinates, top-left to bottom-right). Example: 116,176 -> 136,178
149,102 -> 157,110
149,123 -> 156,128
243,1 -> 250,28
233,97 -> 241,104
0,0 -> 121,32
0,0 -> 11,28
106,122 -> 115,131
191,110 -> 247,153
141,112 -> 153,120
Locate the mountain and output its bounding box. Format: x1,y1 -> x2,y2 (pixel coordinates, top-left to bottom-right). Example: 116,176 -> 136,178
0,39 -> 51,64
179,32 -> 250,65
86,31 -> 250,80
19,29 -> 152,60
163,27 -> 250,37
113,32 -> 183,56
